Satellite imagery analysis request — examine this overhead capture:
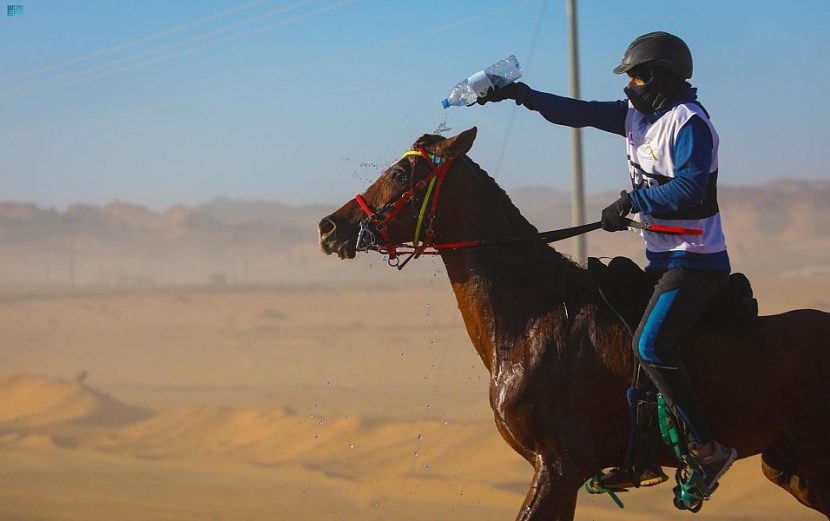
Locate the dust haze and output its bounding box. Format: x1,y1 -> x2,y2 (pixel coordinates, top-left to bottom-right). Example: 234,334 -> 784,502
1,181 -> 828,520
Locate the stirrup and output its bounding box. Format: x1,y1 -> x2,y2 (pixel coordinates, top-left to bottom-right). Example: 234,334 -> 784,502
590,466 -> 668,492
583,473 -> 625,509
583,465 -> 669,510
657,394 -> 714,513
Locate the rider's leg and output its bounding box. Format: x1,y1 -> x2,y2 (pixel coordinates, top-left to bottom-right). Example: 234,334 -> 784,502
633,268 -> 736,491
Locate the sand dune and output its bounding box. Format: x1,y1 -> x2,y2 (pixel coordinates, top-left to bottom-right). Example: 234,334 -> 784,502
0,375 -> 100,427
0,373 -> 822,520
0,374 -> 150,429
1,278 -> 828,520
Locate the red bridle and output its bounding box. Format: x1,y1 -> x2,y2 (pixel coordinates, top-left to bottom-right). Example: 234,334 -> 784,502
354,146 -> 476,269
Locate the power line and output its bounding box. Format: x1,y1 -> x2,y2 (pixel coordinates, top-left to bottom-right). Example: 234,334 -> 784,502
1,0 -> 343,100
0,0 -> 537,143
493,0 -> 547,177
0,0 -> 273,85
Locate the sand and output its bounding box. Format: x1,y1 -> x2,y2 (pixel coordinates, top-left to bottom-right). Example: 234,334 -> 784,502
1,273 -> 829,520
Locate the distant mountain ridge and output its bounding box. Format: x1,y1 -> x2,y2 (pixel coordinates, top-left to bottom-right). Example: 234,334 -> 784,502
0,198 -> 330,246
1,181 -> 828,290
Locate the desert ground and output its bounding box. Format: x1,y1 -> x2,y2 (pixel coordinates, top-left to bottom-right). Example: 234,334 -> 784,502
1,266 -> 829,521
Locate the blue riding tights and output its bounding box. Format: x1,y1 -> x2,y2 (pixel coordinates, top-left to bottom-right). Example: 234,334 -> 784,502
633,268 -> 729,447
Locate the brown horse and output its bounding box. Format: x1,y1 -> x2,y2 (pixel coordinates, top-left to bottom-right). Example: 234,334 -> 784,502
317,127 -> 830,521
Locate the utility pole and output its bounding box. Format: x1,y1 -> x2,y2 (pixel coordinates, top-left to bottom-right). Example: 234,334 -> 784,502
567,0 -> 586,264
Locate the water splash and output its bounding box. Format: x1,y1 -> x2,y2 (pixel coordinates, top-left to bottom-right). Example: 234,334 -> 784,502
433,114 -> 452,135
345,156 -> 393,183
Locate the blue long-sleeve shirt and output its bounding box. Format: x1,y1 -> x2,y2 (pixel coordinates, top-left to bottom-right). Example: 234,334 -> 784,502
512,83 -> 728,271
513,83 -> 714,216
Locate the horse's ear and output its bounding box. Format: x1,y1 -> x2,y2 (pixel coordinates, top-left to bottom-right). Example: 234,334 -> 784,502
434,127 -> 477,160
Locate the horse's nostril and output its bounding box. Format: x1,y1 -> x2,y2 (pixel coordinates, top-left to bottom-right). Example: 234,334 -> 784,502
318,217 -> 336,239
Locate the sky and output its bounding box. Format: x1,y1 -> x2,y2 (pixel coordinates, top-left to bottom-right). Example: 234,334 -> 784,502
1,0 -> 829,210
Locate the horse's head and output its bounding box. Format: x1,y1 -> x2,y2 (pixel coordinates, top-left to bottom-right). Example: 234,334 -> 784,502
318,127 -> 478,264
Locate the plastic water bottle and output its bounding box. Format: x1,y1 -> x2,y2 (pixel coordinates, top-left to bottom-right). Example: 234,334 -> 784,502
441,55 -> 523,108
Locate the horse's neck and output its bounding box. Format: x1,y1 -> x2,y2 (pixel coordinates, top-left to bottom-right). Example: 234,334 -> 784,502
441,245 -> 577,372
436,169 -> 581,374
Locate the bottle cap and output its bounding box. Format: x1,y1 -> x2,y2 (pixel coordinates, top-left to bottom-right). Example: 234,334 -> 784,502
441,98 -> 450,109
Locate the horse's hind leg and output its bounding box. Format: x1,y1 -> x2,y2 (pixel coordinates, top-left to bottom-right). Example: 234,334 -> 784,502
771,387 -> 830,518
762,439 -> 827,516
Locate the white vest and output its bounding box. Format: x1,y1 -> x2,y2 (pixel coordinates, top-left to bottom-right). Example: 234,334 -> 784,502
625,102 -> 727,255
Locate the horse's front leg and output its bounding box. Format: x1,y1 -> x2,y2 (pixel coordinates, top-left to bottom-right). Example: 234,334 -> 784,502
515,454 -> 581,521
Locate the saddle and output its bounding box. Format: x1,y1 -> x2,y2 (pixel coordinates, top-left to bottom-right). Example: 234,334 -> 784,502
587,256 -> 759,333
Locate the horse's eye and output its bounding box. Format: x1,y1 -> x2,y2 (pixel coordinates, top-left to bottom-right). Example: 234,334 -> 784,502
390,169 -> 408,185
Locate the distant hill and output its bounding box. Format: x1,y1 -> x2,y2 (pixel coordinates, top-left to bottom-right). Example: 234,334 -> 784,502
1,181 -> 828,292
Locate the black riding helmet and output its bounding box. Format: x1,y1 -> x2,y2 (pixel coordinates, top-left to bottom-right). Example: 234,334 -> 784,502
613,32 -> 693,80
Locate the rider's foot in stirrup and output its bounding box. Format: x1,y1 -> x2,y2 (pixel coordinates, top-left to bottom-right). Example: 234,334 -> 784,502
694,441 -> 737,492
596,465 -> 669,491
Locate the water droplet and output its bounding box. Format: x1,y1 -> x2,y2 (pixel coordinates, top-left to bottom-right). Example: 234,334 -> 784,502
425,404 -> 431,410
416,433 -> 423,441
422,463 -> 430,469
348,444 -> 355,449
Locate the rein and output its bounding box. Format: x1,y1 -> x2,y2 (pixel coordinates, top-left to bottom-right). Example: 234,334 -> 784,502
354,149 -> 701,270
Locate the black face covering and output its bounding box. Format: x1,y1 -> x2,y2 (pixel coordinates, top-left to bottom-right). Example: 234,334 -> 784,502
624,65 -> 690,115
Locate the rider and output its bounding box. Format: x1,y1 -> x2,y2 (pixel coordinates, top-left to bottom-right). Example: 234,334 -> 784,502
477,31 -> 736,493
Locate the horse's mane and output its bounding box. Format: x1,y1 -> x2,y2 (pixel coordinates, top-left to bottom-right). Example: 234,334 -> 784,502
460,154 -> 541,236
418,132 -> 581,272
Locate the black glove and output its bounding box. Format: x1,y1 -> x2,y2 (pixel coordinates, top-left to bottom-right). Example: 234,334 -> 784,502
476,82 -> 520,105
601,190 -> 633,232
